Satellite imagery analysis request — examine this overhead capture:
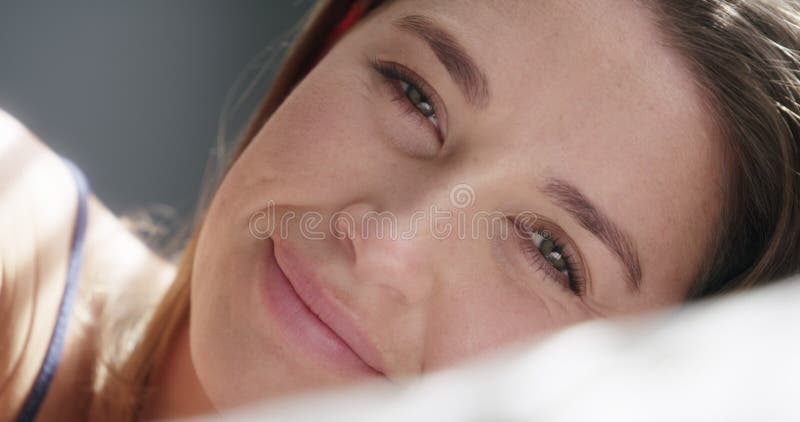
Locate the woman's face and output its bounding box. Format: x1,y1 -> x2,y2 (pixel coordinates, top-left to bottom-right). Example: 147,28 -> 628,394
191,0 -> 725,411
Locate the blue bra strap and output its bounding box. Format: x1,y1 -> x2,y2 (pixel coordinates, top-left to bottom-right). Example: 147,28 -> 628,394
16,156 -> 90,422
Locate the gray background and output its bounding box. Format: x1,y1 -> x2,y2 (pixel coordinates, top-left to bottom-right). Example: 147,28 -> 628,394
0,1 -> 311,218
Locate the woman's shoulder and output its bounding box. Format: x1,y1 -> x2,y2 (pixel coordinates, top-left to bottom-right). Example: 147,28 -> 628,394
0,108 -> 83,420
0,109 -> 179,420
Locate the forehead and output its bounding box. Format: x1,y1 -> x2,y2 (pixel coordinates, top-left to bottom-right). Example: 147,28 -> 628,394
364,0 -> 725,302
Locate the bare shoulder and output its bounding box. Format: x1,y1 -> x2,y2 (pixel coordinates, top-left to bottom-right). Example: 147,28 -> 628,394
0,108 -> 80,419
0,109 -> 178,419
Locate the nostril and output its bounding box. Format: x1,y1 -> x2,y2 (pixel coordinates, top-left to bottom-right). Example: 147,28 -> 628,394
333,212 -> 357,261
333,202 -> 383,262
333,213 -> 353,238
332,202 -> 432,305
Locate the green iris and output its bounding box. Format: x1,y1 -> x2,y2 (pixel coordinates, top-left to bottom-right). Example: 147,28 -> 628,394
540,239 -> 567,272
404,83 -> 434,117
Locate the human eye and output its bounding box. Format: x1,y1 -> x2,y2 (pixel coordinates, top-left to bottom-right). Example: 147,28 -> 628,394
368,57 -> 444,142
511,216 -> 587,295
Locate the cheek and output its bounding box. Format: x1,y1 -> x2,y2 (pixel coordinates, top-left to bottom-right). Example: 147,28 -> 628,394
188,210 -> 267,408
421,252 -> 594,372
244,69 -> 383,195
188,205 -> 352,409
235,56 -> 433,211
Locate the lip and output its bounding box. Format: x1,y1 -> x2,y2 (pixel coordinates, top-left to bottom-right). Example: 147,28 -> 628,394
262,237 -> 386,377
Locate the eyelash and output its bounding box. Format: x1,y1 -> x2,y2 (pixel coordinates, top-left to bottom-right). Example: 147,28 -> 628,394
512,218 -> 586,296
369,58 -> 443,141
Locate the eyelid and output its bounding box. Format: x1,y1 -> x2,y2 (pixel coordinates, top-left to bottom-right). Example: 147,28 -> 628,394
368,56 -> 448,140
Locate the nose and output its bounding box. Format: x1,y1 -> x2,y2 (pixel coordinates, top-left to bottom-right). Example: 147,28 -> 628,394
333,202 -> 434,307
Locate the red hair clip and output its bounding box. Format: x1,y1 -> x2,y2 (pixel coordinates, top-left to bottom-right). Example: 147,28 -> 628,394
310,0 -> 376,68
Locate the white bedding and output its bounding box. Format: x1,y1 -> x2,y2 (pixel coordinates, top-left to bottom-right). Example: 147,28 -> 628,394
199,275 -> 800,422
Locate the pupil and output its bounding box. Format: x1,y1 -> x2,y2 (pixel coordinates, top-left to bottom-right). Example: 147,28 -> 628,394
540,239 -> 555,255
407,85 -> 423,105
404,85 -> 434,117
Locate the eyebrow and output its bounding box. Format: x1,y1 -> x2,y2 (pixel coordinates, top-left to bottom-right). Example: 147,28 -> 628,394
541,178 -> 642,292
393,14 -> 491,109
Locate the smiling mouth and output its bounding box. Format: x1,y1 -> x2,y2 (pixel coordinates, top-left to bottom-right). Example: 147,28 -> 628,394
265,237 -> 387,377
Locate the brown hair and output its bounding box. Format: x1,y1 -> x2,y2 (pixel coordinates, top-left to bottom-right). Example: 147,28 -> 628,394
87,0 -> 800,419
638,0 -> 800,298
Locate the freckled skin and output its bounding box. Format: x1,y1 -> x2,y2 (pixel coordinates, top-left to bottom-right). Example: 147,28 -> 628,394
187,0 -> 725,412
